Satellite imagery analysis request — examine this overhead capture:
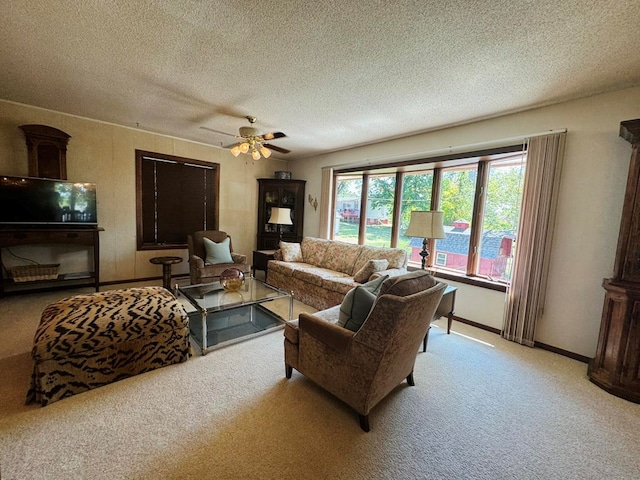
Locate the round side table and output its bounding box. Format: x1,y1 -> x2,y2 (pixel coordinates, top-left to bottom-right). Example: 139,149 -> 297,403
149,256 -> 183,290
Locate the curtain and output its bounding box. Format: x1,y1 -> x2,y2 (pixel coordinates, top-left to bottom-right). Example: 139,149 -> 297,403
502,132 -> 566,346
318,167 -> 333,239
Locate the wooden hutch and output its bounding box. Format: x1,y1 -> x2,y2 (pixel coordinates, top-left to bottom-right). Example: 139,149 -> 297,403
256,178 -> 305,250
588,118 -> 640,403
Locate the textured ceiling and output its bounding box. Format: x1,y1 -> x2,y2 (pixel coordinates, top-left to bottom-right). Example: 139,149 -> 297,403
1,1 -> 640,160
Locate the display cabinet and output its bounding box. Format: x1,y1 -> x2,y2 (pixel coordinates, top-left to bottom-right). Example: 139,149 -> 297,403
256,179 -> 305,250
588,118 -> 640,403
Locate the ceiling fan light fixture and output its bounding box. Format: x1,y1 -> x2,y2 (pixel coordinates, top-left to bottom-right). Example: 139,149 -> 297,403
214,116 -> 288,159
260,145 -> 272,158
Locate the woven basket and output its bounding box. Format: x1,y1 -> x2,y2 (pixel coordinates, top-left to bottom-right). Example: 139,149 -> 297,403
11,264 -> 60,283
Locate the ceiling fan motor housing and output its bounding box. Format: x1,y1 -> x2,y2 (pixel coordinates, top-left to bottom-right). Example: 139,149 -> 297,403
239,126 -> 260,138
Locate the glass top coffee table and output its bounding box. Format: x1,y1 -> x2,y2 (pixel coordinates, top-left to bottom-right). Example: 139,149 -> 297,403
177,277 -> 293,355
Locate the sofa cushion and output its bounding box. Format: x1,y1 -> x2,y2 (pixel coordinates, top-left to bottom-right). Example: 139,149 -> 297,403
338,275 -> 388,332
351,245 -> 408,275
379,270 -> 437,297
268,260 -> 307,277
285,303 -> 341,347
204,237 -> 233,265
319,241 -> 362,274
300,237 -> 331,266
321,276 -> 358,295
280,241 -> 303,262
293,266 -> 346,287
353,259 -> 389,283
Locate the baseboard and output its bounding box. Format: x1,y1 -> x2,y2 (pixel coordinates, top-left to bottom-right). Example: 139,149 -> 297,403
452,316 -> 590,364
533,341 -> 591,364
452,315 -> 501,335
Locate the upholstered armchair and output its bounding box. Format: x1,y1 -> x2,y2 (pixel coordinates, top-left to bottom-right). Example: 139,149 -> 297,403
284,271 -> 446,431
187,230 -> 251,285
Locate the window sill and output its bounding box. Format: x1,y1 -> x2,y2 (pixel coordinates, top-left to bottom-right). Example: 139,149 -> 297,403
407,266 -> 507,292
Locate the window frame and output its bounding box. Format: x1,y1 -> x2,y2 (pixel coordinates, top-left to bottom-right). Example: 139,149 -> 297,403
331,145 -> 525,291
135,150 -> 220,251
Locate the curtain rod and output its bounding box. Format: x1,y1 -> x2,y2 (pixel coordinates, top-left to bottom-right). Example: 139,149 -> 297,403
322,128 -> 567,171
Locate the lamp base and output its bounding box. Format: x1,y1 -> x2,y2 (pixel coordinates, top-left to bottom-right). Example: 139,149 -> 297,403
420,238 -> 430,270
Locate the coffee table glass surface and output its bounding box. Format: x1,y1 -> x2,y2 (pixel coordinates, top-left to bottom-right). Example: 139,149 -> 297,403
177,277 -> 292,355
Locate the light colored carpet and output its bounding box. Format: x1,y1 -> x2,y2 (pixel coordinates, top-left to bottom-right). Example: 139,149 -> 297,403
1,283 -> 640,479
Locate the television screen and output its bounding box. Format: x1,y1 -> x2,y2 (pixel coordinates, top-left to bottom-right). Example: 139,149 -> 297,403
0,175 -> 97,225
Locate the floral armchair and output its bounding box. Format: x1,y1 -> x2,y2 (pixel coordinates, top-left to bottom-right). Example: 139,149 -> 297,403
187,230 -> 251,285
284,271 -> 446,431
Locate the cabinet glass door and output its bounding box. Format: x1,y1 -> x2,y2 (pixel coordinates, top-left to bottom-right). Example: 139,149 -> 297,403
281,187 -> 297,234
263,188 -> 279,233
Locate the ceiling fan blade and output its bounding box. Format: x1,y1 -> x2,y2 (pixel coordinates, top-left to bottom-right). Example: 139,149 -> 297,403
223,142 -> 242,149
264,143 -> 290,154
262,131 -> 286,141
199,126 -> 237,137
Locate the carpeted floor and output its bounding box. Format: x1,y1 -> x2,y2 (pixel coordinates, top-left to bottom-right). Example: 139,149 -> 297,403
1,282 -> 640,479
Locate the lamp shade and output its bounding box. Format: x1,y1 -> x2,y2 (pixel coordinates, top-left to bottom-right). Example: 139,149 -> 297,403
268,207 -> 293,225
405,211 -> 446,239
259,145 -> 272,158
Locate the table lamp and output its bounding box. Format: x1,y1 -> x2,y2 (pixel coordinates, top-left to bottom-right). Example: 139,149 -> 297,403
405,210 -> 446,270
268,207 -> 293,243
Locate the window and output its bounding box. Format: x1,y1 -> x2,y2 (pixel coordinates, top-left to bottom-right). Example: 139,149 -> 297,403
436,165 -> 478,274
333,175 -> 362,244
365,174 -> 395,247
476,157 -> 525,282
331,146 -> 526,287
398,170 -> 433,260
135,150 -> 219,250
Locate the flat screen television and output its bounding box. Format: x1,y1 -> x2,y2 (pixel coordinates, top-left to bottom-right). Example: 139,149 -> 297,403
0,175 -> 98,226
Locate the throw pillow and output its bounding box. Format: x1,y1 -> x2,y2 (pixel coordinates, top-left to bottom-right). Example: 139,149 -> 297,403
338,275 -> 388,332
379,270 -> 437,297
203,237 -> 233,265
353,259 -> 389,283
280,241 -> 303,262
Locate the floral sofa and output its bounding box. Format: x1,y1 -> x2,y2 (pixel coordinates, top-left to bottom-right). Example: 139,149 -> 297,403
266,237 -> 408,310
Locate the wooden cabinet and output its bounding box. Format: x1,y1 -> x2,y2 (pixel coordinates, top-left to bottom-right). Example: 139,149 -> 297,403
257,179 -> 305,250
19,125 -> 71,180
0,227 -> 102,295
588,119 -> 640,403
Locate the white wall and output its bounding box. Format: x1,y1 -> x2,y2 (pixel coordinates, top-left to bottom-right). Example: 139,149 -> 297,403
290,86 -> 640,358
0,101 -> 288,281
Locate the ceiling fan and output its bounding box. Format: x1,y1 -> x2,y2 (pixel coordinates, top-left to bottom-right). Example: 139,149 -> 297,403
201,116 -> 290,160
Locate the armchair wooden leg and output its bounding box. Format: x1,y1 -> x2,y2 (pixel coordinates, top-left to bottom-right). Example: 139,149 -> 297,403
285,364 -> 292,379
423,326 -> 431,352
406,371 -> 415,386
359,414 -> 370,432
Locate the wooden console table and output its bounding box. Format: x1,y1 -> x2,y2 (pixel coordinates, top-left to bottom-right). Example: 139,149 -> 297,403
423,284 -> 457,352
0,226 -> 103,295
